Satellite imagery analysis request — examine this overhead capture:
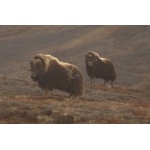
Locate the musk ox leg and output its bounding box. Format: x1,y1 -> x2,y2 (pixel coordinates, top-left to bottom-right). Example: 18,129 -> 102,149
90,78 -> 92,84
69,93 -> 74,98
68,91 -> 79,99
65,94 -> 74,101
44,89 -> 49,97
93,77 -> 96,83
103,80 -> 108,86
90,77 -> 95,84
68,94 -> 79,100
111,81 -> 114,87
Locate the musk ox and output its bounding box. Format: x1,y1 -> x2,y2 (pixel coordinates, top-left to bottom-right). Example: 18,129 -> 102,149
85,51 -> 116,87
28,54 -> 83,97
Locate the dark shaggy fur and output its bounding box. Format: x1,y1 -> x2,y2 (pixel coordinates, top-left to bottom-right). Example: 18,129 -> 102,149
29,54 -> 83,97
85,51 -> 116,86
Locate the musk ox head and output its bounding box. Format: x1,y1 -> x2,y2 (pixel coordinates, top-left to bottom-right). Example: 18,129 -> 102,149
29,54 -> 55,81
85,51 -> 99,67
29,59 -> 43,81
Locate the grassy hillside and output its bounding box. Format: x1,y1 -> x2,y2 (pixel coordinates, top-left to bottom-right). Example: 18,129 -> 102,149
0,25 -> 150,89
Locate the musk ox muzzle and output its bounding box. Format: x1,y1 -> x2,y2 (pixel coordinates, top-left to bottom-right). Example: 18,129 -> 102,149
87,61 -> 94,67
85,51 -> 117,87
28,54 -> 83,97
25,67 -> 37,80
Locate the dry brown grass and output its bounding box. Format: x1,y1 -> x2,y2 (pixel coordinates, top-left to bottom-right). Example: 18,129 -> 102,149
0,77 -> 150,124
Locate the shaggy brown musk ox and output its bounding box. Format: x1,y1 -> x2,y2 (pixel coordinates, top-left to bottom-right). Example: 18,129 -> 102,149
29,54 -> 83,97
85,51 -> 116,87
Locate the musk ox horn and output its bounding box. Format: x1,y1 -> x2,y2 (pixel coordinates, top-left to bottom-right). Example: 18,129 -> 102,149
33,54 -> 53,72
34,54 -> 49,72
34,54 -> 45,65
85,52 -> 98,62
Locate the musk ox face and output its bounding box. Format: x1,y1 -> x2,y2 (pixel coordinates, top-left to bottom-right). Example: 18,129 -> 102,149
85,53 -> 98,67
29,59 -> 43,80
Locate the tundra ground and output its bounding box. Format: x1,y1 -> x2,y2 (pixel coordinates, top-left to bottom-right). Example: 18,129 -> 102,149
0,76 -> 150,124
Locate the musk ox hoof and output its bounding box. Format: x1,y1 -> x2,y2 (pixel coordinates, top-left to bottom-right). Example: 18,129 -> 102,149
64,97 -> 72,101
64,96 -> 80,101
107,85 -> 112,88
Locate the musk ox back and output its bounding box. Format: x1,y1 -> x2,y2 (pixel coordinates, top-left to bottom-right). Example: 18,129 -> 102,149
85,51 -> 116,87
29,54 -> 83,97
